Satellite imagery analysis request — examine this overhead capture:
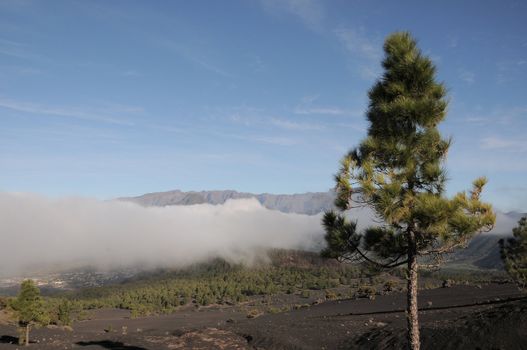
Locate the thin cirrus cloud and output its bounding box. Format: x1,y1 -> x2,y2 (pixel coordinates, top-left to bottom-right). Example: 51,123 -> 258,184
270,117 -> 323,131
204,126 -> 301,147
120,69 -> 142,78
294,105 -> 357,116
459,68 -> 475,84
334,27 -> 381,62
294,95 -> 360,117
461,105 -> 527,125
228,112 -> 324,131
430,152 -> 527,173
245,135 -> 299,146
155,38 -> 233,78
0,64 -> 44,76
0,37 -> 33,60
497,59 -> 527,84
260,0 -> 325,31
261,2 -> 382,81
247,54 -> 266,73
334,27 -> 382,80
0,97 -> 140,126
0,37 -> 52,65
480,136 -> 527,152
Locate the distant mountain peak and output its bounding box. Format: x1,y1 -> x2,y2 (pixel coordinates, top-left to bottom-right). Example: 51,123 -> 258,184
119,189 -> 525,233
119,189 -> 336,215
118,188 -> 526,271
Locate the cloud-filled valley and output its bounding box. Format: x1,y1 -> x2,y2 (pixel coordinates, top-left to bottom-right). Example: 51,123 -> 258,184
0,190 -> 521,277
0,193 -> 326,277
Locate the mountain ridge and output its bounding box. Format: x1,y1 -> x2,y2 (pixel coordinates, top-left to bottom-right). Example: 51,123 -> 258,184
119,189 -> 525,227
119,189 -> 337,216
119,189 -> 526,270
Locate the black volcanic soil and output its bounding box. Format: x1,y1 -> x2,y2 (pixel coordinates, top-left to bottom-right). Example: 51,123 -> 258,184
231,283 -> 526,350
0,283 -> 525,349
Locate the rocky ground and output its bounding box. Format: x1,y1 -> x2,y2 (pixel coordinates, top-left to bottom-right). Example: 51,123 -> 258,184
0,283 -> 525,349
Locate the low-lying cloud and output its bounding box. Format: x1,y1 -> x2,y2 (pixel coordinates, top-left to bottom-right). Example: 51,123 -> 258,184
0,192 -> 517,277
0,193 -> 325,277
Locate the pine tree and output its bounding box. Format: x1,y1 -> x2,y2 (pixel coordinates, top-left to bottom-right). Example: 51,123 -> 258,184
500,216 -> 527,289
321,32 -> 495,350
11,280 -> 47,346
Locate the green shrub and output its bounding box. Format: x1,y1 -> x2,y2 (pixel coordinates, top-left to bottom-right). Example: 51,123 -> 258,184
57,299 -> 73,326
356,285 -> 377,300
325,290 -> 338,300
267,307 -> 281,314
382,280 -> 397,293
246,309 -> 262,318
0,296 -> 9,309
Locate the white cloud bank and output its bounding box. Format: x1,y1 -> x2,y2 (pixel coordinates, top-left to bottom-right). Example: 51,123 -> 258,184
0,192 -> 517,277
0,193 -> 325,277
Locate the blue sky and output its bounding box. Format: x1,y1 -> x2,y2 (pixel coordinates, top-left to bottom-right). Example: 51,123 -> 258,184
0,0 -> 526,211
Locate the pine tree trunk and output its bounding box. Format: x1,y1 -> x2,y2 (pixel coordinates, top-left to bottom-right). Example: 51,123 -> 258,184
25,324 -> 29,346
407,233 -> 420,350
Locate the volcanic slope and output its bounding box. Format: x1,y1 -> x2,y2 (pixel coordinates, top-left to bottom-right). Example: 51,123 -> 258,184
0,283 -> 524,349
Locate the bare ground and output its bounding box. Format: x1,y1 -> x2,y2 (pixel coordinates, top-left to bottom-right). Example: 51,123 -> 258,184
0,283 -> 525,349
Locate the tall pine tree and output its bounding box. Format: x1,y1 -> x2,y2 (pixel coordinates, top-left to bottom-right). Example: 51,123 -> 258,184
322,32 -> 495,350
